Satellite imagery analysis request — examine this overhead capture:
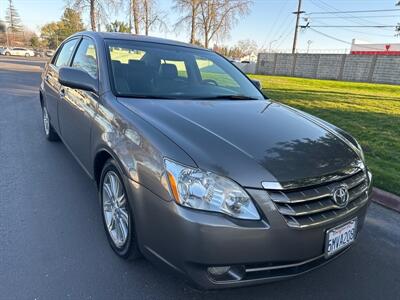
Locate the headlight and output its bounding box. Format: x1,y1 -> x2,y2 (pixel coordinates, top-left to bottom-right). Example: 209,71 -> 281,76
164,159 -> 260,220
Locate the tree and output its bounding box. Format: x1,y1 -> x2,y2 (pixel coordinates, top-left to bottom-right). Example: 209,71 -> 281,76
127,0 -> 167,35
5,0 -> 22,32
30,35 -> 40,48
0,20 -> 6,33
106,20 -> 130,32
41,8 -> 85,49
68,0 -> 118,31
41,22 -> 60,49
58,8 -> 85,37
130,0 -> 141,34
198,0 -> 252,48
236,39 -> 257,59
173,0 -> 201,44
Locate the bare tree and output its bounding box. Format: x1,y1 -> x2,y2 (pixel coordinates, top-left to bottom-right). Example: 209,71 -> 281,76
173,0 -> 201,44
130,0 -> 141,34
127,0 -> 166,35
197,0 -> 251,48
142,0 -> 167,35
236,39 -> 257,59
68,0 -> 118,31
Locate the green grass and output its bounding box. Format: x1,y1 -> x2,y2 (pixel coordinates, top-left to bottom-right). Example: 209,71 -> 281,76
248,74 -> 400,196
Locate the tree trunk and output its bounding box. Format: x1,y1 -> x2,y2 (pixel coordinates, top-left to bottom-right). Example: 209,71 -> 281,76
144,0 -> 149,36
204,31 -> 208,48
132,0 -> 140,34
90,0 -> 96,31
190,2 -> 196,44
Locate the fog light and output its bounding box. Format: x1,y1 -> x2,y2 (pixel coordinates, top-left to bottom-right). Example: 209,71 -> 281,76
207,265 -> 245,281
207,266 -> 231,276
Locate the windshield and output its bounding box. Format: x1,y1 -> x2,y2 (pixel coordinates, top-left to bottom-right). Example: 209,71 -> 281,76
106,39 -> 264,100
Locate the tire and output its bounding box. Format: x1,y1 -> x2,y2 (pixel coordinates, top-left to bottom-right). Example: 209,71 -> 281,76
25,53 -> 30,57
100,159 -> 141,260
5,52 -> 10,56
42,105 -> 59,141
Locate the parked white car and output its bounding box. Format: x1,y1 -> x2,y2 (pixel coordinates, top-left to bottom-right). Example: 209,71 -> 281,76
0,47 -> 35,57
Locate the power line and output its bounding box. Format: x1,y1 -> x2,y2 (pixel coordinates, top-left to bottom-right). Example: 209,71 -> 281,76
307,9 -> 400,15
307,27 -> 390,51
304,25 -> 396,28
314,0 -> 390,27
308,0 -> 395,32
309,15 -> 400,19
309,19 -> 396,38
260,0 -> 290,49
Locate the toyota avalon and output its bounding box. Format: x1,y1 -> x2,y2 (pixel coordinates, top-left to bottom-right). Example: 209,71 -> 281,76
39,32 -> 372,289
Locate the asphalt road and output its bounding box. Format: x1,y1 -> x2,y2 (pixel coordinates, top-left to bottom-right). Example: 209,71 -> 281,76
0,56 -> 399,300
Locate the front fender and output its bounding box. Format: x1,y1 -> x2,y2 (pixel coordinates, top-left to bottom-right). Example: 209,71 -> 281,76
91,95 -> 196,202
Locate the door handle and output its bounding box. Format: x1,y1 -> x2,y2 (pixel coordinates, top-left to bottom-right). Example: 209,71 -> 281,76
59,88 -> 65,98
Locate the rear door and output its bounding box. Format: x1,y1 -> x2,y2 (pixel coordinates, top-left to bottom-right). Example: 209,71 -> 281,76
43,38 -> 79,133
58,37 -> 99,170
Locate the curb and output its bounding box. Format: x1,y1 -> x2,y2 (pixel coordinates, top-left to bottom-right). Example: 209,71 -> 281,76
372,188 -> 400,213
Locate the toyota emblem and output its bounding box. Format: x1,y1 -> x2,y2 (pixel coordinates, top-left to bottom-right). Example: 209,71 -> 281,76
332,185 -> 349,208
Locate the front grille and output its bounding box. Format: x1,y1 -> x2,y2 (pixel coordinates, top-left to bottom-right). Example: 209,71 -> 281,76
266,171 -> 370,228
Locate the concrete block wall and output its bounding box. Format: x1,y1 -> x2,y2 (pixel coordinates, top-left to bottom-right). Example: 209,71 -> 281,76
275,54 -> 295,76
342,55 -> 375,82
316,55 -> 344,80
372,56 -> 400,85
256,53 -> 400,85
294,54 -> 319,78
257,53 -> 276,74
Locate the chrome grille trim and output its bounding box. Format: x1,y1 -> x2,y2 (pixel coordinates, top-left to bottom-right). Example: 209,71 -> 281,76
265,170 -> 370,228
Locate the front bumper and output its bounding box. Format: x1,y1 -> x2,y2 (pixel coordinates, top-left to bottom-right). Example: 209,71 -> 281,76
124,176 -> 372,289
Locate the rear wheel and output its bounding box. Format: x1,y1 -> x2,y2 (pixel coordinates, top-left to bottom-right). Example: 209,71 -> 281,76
5,52 -> 10,56
100,159 -> 141,260
42,105 -> 59,141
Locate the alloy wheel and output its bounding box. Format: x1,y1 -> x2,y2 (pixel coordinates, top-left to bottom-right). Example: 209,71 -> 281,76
102,171 -> 129,248
43,107 -> 50,136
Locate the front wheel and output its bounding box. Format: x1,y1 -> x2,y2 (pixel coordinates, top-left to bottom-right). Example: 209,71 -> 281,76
100,159 -> 141,260
25,53 -> 30,57
5,52 -> 10,56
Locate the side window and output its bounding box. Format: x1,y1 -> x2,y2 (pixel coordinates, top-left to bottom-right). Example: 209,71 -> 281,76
195,57 -> 239,88
71,38 -> 98,78
54,39 -> 78,68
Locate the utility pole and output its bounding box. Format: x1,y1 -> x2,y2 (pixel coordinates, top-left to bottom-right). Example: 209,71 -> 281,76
292,0 -> 304,54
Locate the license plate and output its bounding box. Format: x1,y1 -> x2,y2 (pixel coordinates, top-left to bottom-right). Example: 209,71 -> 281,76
325,219 -> 357,257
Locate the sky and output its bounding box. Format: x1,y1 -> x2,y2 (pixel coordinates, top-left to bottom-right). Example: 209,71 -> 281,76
0,0 -> 399,51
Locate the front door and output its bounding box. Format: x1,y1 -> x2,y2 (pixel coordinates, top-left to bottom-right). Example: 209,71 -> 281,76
58,37 -> 99,171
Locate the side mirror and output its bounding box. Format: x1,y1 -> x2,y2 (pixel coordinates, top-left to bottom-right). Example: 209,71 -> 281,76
59,67 -> 98,94
251,79 -> 262,90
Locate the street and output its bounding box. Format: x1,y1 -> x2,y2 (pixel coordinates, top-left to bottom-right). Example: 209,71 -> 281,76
0,56 -> 399,299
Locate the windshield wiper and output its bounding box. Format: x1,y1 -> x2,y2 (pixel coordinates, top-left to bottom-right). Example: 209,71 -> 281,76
190,95 -> 259,100
118,94 -> 177,99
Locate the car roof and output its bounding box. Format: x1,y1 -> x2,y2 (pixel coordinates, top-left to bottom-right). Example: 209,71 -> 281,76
71,31 -> 208,51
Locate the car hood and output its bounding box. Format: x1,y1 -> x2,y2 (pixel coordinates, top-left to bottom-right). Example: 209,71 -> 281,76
118,98 -> 361,188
